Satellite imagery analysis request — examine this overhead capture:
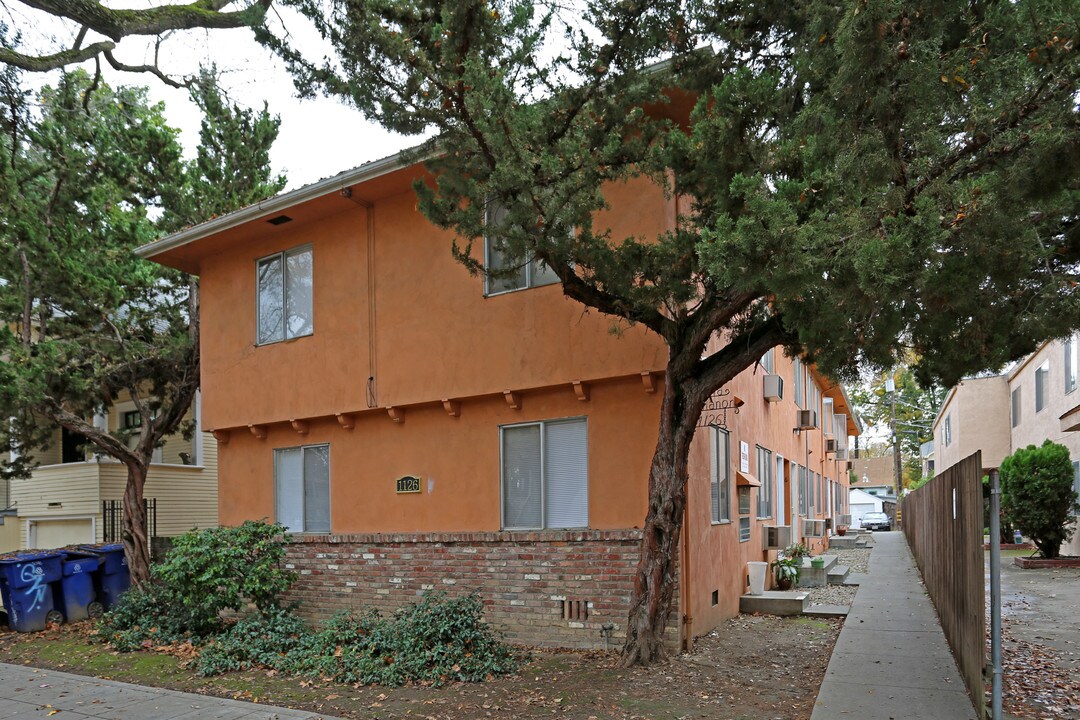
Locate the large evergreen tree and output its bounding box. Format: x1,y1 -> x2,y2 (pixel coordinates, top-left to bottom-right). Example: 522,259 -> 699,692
262,0 -> 1079,663
0,60 -> 284,583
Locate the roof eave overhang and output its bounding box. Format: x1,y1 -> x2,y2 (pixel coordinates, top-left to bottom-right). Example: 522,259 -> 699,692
135,151 -> 410,262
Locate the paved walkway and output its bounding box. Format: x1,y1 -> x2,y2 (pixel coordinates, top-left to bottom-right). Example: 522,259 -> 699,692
812,531 -> 980,720
0,663 -> 340,719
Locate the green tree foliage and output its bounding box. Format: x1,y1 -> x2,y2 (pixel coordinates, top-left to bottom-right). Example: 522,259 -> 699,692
852,366 -> 944,488
261,0 -> 1079,663
0,49 -> 284,583
1000,441 -> 1079,559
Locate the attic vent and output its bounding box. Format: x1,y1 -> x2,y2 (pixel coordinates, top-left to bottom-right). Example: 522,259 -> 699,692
562,598 -> 589,622
267,214 -> 293,225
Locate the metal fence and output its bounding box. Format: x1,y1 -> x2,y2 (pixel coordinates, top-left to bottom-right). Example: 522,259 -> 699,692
102,498 -> 157,546
902,451 -> 984,716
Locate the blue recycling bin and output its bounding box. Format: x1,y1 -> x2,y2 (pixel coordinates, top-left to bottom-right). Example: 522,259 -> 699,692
0,552 -> 64,632
78,543 -> 130,609
55,551 -> 103,622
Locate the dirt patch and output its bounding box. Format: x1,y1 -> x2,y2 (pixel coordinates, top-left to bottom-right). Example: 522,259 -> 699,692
0,614 -> 840,719
991,554 -> 1080,719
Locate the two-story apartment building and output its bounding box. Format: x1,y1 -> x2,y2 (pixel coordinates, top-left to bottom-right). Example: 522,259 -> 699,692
137,152 -> 858,650
934,335 -> 1080,557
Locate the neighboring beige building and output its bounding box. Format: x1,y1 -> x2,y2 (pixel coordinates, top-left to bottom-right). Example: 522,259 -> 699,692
933,375 -> 1011,475
934,334 -> 1080,557
2,393 -> 218,553
850,454 -> 898,496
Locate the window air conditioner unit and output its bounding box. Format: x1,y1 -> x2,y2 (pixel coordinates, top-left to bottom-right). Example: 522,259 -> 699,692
762,525 -> 792,550
825,438 -> 837,453
797,409 -> 818,430
835,447 -> 848,461
802,519 -> 826,538
763,374 -> 784,402
838,514 -> 852,526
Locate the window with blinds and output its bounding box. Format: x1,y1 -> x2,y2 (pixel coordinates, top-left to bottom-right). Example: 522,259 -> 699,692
501,418 -> 588,529
274,444 -> 330,533
756,446 -> 773,519
711,427 -> 730,523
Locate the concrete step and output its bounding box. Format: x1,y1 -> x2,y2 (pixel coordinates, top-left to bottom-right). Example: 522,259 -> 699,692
827,535 -> 861,550
827,564 -> 850,585
740,590 -> 809,616
803,604 -> 849,618
799,554 -> 839,587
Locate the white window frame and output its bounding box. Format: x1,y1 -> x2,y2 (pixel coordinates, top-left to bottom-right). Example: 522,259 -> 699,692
483,201 -> 560,296
760,348 -> 775,374
1065,336 -> 1077,395
499,417 -> 588,530
274,443 -> 331,534
756,445 -> 773,519
793,358 -> 804,408
1073,460 -> 1079,518
944,415 -> 952,447
256,244 -> 314,345
798,465 -> 807,516
1035,361 -> 1049,413
711,427 -> 731,523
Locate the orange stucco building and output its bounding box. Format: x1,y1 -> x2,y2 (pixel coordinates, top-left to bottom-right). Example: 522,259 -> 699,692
139,153 -> 859,650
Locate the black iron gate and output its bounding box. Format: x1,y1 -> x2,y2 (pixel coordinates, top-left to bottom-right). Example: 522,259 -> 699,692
101,498 -> 157,545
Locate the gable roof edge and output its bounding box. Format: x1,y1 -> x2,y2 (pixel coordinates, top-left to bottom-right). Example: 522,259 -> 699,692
135,151 -> 409,261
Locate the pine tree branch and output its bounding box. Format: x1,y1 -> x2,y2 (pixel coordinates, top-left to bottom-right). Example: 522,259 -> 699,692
103,50 -> 187,88
18,0 -> 271,40
4,1 -> 271,74
0,40 -> 115,72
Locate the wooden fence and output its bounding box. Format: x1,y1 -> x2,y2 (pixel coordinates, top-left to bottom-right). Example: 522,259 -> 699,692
902,451 -> 984,716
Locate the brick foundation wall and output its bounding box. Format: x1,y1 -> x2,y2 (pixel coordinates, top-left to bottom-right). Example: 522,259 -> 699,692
283,529 -> 679,649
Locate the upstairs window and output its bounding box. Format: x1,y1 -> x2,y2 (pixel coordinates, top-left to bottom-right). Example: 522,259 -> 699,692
257,246 -> 313,344
484,202 -> 559,295
1035,361 -> 1049,413
760,348 -> 775,374
793,358 -> 804,408
501,418 -> 587,529
943,415 -> 952,447
1011,388 -> 1022,428
1066,336 -> 1077,395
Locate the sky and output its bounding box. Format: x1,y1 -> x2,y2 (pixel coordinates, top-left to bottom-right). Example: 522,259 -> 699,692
4,2 -> 419,191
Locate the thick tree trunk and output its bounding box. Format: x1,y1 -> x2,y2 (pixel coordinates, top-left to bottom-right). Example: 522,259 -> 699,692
620,364 -> 705,666
122,460 -> 152,586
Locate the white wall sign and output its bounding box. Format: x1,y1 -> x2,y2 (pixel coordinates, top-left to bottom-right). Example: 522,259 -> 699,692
740,441 -> 750,473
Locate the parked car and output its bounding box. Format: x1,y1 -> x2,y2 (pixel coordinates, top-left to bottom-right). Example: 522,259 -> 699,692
862,512 -> 892,531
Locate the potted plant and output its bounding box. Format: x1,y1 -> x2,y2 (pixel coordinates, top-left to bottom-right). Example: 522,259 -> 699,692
771,555 -> 800,590
783,542 -> 811,562
837,525 -> 848,536
811,556 -> 825,569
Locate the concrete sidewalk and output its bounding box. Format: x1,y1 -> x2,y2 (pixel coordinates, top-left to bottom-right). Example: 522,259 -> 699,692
0,663 -> 341,719
811,531 -> 980,720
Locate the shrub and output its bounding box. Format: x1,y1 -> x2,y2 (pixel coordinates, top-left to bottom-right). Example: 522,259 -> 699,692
97,583 -> 206,651
1000,440 -> 1080,559
194,607 -> 310,675
99,520 -> 296,649
194,592 -> 521,686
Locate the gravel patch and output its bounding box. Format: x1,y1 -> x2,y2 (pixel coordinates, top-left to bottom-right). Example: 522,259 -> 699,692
836,547 -> 872,573
807,583 -> 858,607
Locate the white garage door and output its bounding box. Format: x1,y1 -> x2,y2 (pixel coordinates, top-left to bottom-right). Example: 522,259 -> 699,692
30,519 -> 94,549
